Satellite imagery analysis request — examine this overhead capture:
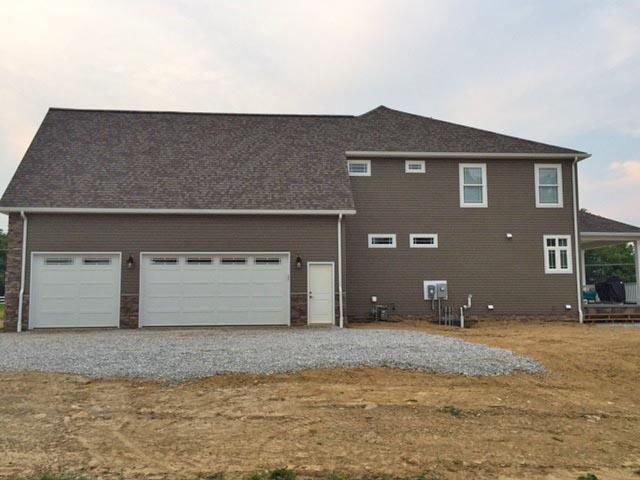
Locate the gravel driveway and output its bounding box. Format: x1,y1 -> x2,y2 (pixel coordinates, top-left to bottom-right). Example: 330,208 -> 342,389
0,327 -> 544,381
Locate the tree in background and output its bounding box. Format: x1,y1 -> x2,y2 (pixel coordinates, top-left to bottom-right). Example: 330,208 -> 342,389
584,243 -> 636,284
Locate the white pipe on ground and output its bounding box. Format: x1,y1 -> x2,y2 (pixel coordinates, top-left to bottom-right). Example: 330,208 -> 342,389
17,211 -> 27,332
338,213 -> 344,328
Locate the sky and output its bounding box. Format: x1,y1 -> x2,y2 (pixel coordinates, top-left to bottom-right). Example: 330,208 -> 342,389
1,0 -> 639,232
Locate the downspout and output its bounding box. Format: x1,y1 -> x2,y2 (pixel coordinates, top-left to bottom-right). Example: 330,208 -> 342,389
571,157 -> 584,323
17,211 -> 28,332
338,213 -> 344,328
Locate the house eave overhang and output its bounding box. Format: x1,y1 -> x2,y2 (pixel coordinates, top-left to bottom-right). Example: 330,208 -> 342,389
0,207 -> 357,216
580,231 -> 640,247
345,151 -> 591,160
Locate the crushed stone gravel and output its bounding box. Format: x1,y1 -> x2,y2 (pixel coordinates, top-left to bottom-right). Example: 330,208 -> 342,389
0,327 -> 545,381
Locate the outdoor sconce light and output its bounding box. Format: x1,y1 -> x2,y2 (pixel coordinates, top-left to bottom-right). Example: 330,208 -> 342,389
487,304 -> 494,311
295,256 -> 302,269
127,255 -> 135,269
565,304 -> 572,310
506,233 -> 513,240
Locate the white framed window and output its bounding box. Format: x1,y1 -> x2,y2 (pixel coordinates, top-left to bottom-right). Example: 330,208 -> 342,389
410,234 -> 438,248
45,257 -> 73,266
186,257 -> 213,265
255,257 -> 281,265
348,159 -> 371,176
221,257 -> 247,265
543,235 -> 573,274
459,163 -> 488,207
368,234 -> 396,248
405,160 -> 426,173
535,164 -> 563,208
83,258 -> 112,265
152,257 -> 178,265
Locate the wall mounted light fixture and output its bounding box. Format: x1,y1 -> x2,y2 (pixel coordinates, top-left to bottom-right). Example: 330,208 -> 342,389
127,255 -> 135,269
295,256 -> 302,269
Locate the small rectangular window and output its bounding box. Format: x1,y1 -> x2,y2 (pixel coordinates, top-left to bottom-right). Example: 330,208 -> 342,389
348,160 -> 371,176
221,257 -> 247,265
405,160 -> 426,173
543,235 -> 572,274
535,164 -> 563,208
83,258 -> 112,265
187,257 -> 212,265
410,234 -> 438,248
459,163 -> 488,207
255,258 -> 281,265
45,257 -> 73,265
368,234 -> 396,248
152,257 -> 178,265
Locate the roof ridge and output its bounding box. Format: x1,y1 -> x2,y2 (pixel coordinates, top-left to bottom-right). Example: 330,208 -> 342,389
48,107 -> 355,118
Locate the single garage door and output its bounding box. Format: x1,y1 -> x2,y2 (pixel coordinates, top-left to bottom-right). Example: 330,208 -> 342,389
139,253 -> 290,327
30,253 -> 121,328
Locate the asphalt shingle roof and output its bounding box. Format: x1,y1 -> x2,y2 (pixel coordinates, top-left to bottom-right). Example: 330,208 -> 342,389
0,105 -> 586,210
579,211 -> 640,233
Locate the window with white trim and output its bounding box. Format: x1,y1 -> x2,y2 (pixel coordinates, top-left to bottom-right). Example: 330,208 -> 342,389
152,257 -> 178,265
535,164 -> 563,207
410,234 -> 438,248
543,235 -> 573,274
221,257 -> 247,265
45,257 -> 73,265
255,257 -> 281,265
187,257 -> 213,265
405,160 -> 426,173
459,163 -> 488,207
368,234 -> 396,248
348,159 -> 371,176
83,258 -> 112,265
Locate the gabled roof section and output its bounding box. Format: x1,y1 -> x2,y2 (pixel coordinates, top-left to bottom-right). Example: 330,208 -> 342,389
0,108 -> 356,211
0,105 -> 587,211
579,211 -> 640,233
351,106 -> 586,155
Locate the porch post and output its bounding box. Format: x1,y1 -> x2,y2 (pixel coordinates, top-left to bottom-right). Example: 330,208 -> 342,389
635,240 -> 640,305
581,248 -> 586,289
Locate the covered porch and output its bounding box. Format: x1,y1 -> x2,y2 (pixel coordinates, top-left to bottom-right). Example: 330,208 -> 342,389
579,211 -> 640,322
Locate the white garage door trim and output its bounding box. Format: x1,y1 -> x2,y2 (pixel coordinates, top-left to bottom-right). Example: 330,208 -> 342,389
29,252 -> 122,329
139,252 -> 291,327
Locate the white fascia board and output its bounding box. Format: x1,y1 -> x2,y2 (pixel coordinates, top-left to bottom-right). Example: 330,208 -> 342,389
580,232 -> 640,238
345,151 -> 591,160
0,207 -> 357,215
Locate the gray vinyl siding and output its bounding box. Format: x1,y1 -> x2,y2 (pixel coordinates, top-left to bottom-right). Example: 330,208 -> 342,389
24,214 -> 341,295
344,158 -> 578,318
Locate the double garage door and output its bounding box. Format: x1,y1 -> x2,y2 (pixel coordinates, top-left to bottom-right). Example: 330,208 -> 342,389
30,252 -> 290,328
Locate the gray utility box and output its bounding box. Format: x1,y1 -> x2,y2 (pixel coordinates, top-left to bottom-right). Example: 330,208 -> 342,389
423,280 -> 448,300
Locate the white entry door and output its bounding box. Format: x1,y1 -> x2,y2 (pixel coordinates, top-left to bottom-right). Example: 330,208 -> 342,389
139,253 -> 290,326
30,253 -> 121,328
307,262 -> 334,324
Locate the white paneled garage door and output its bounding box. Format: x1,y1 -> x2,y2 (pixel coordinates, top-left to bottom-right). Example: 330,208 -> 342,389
139,253 -> 290,327
30,253 -> 121,328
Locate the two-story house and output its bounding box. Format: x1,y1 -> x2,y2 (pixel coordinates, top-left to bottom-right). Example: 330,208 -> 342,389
2,105 -> 639,331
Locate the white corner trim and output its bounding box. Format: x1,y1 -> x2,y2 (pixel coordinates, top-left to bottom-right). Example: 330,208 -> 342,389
347,159 -> 371,176
571,158 -> 583,323
459,163 -> 488,208
17,211 -> 27,332
368,233 -> 396,248
535,163 -> 563,208
409,233 -> 438,248
346,151 -> 591,160
0,207 -> 357,215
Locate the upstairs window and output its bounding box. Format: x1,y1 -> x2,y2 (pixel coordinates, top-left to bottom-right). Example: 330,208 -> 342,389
410,234 -> 438,248
535,164 -> 563,208
368,234 -> 396,248
405,160 -> 426,173
543,235 -> 573,274
348,159 -> 371,176
459,163 -> 488,207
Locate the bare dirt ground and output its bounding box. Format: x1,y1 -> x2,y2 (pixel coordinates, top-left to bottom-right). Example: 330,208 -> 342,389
0,321 -> 638,480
